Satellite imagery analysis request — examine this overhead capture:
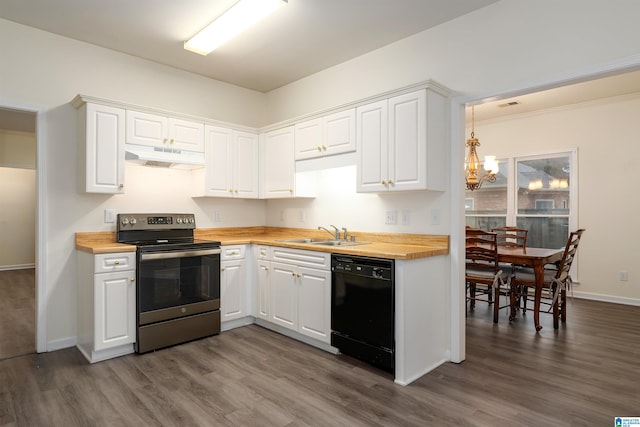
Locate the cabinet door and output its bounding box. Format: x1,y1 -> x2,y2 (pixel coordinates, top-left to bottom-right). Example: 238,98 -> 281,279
262,126 -> 295,198
233,131 -> 259,198
298,267 -> 331,343
168,118 -> 204,152
256,259 -> 271,321
84,103 -> 125,194
356,100 -> 388,192
204,125 -> 233,197
388,90 -> 426,191
294,118 -> 324,160
220,259 -> 246,322
270,261 -> 297,330
94,270 -> 136,351
125,110 -> 167,147
324,108 -> 356,156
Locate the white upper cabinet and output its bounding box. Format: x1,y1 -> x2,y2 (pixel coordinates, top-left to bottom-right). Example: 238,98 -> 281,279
78,102 -> 125,194
234,131 -> 260,198
295,118 -> 323,160
196,125 -> 258,198
262,126 -> 296,198
356,88 -> 447,192
324,108 -> 357,156
356,99 -> 388,192
126,110 -> 204,152
203,125 -> 233,196
294,108 -> 356,160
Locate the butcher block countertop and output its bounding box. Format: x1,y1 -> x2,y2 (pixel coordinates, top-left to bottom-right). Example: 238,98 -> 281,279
76,227 -> 449,260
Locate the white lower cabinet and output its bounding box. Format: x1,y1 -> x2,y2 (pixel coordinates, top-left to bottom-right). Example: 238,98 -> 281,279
255,245 -> 272,322
297,266 -> 331,342
262,247 -> 331,344
270,261 -> 298,329
220,245 -> 253,329
76,251 -> 136,363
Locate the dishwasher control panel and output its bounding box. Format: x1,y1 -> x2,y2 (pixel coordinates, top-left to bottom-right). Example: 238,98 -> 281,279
331,255 -> 393,280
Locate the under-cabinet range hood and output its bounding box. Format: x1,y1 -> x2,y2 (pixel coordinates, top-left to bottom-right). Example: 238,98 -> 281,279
124,144 -> 205,169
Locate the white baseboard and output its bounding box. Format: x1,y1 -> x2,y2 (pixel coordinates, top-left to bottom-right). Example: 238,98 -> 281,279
254,318 -> 339,354
47,336 -> 77,352
0,263 -> 35,271
573,291 -> 640,307
221,316 -> 255,331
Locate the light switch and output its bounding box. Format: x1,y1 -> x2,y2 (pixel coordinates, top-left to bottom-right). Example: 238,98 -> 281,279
104,209 -> 115,223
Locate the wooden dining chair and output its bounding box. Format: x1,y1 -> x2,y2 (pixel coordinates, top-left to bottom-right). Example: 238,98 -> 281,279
513,229 -> 585,326
465,228 -> 513,323
492,226 -> 528,249
492,226 -> 528,309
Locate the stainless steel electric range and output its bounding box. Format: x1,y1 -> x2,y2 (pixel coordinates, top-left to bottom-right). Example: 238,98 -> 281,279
116,213 -> 221,353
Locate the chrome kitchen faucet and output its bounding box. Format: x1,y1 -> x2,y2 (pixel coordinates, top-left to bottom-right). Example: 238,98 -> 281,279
318,225 -> 340,240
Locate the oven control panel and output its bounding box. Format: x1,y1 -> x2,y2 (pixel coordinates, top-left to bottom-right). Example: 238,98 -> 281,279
117,213 -> 195,230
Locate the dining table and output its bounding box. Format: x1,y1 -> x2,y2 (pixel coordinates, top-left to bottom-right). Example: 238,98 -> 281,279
497,246 -> 564,331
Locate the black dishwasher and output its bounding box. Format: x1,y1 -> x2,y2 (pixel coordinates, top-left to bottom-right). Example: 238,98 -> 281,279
331,254 -> 395,373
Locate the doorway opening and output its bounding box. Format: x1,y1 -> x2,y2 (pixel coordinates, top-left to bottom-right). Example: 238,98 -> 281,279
0,106 -> 39,359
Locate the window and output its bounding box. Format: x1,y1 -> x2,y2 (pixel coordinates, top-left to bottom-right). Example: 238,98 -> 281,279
534,200 -> 554,210
466,150 -> 576,249
464,198 -> 474,210
465,160 -> 508,231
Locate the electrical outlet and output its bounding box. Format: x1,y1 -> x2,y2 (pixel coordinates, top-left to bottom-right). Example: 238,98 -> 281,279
401,210 -> 410,225
619,271 -> 629,281
298,210 -> 305,222
431,209 -> 441,225
279,211 -> 285,221
385,210 -> 397,225
214,210 -> 222,222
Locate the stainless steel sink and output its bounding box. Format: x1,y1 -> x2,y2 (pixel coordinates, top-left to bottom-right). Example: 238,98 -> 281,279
278,238 -> 330,244
309,240 -> 369,247
278,238 -> 369,247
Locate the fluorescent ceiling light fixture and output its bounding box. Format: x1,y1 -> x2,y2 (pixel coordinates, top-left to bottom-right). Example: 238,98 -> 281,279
184,0 -> 287,55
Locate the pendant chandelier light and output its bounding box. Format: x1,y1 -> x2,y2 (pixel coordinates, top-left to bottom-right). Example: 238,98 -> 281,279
465,106 -> 499,191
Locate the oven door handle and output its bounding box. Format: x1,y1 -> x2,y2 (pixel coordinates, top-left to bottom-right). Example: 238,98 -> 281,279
139,248 -> 221,261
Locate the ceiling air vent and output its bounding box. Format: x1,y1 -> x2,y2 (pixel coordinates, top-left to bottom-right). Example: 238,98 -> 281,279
497,101 -> 521,108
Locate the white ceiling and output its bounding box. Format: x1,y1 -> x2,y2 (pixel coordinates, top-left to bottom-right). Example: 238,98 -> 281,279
0,0 -> 498,93
471,69 -> 640,123
1,0 -> 640,132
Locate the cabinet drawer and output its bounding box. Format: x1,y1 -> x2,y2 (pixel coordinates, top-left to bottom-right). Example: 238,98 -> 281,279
271,247 -> 330,270
94,252 -> 136,273
255,245 -> 271,260
221,245 -> 246,260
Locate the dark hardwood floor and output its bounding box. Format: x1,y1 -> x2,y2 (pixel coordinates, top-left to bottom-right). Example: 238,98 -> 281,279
1,296 -> 639,426
0,269 -> 35,360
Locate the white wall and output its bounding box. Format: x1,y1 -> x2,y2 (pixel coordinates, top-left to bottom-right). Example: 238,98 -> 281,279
0,129 -> 36,168
473,93 -> 640,303
263,0 -> 640,241
0,130 -> 36,269
265,0 -> 640,123
267,164 -> 449,234
0,18 -> 269,348
0,167 -> 36,269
